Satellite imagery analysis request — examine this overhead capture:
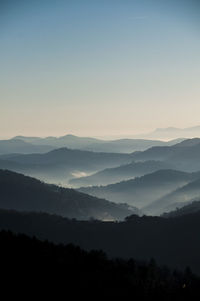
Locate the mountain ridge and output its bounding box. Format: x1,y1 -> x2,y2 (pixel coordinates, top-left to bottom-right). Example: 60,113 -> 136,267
78,169 -> 198,209
11,134 -> 183,153
69,160 -> 172,187
0,169 -> 138,220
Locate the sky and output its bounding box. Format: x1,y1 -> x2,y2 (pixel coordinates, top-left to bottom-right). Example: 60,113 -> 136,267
0,0 -> 200,138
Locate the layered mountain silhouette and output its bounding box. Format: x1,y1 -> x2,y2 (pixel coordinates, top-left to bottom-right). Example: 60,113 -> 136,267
136,125 -> 200,140
162,199 -> 200,218
132,138 -> 200,172
12,134 -> 181,153
1,137 -> 199,187
78,169 -> 199,209
0,148 -> 132,184
69,160 -> 172,187
1,137 -> 200,217
144,178 -> 200,215
0,139 -> 54,154
0,170 -> 138,220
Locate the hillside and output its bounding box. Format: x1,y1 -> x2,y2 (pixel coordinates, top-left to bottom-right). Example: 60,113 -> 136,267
162,200 -> 200,218
0,170 -> 138,220
144,178 -> 200,215
0,139 -> 53,154
1,210 -> 200,274
0,148 -> 132,184
131,138 -> 200,172
79,169 -> 197,208
70,160 -> 171,187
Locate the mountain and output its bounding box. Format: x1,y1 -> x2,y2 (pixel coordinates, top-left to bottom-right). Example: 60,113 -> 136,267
131,138 -> 200,172
166,141 -> 200,171
0,148 -> 132,184
69,160 -> 172,187
162,200 -> 200,218
12,134 -> 181,153
2,209 -> 200,274
14,134 -> 101,148
0,169 -> 138,220
0,139 -> 54,154
137,125 -> 200,140
144,177 -> 200,215
78,169 -> 197,208
174,137 -> 200,147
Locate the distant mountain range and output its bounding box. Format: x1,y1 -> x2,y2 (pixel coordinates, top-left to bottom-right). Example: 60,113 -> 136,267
0,170 -> 138,220
0,148 -> 132,184
2,126 -> 200,155
78,169 -> 200,209
10,134 -> 181,153
0,139 -> 54,154
1,138 -> 200,189
1,137 -> 200,216
69,138 -> 200,187
69,160 -> 172,187
132,138 -> 200,172
144,177 -> 200,215
137,125 -> 200,140
1,132 -> 200,279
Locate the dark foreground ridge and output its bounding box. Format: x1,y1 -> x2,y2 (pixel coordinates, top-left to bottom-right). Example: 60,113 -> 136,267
1,230 -> 200,300
1,209 -> 200,274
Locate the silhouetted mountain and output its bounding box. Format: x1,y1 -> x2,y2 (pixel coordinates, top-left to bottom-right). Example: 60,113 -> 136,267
162,200 -> 200,218
137,125 -> 200,140
78,170 -> 197,208
144,177 -> 200,215
13,134 -> 181,153
2,210 -> 200,274
0,170 -> 138,220
0,139 -> 54,154
14,134 -> 101,148
1,230 -> 199,299
130,139 -> 197,162
132,146 -> 174,161
70,160 -> 172,187
174,138 -> 200,147
166,141 -> 200,171
132,138 -> 200,172
0,148 -> 132,184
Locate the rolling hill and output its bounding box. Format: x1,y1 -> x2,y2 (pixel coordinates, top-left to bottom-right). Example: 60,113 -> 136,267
78,169 -> 198,208
131,138 -> 200,172
0,148 -> 132,184
0,139 -> 54,154
162,200 -> 200,218
69,160 -> 171,187
144,177 -> 200,215
0,169 -> 138,220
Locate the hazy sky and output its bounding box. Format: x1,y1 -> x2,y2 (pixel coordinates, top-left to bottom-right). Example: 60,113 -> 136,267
0,0 -> 200,138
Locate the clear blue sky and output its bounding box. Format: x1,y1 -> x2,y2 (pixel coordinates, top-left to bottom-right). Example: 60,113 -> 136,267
0,0 -> 200,138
